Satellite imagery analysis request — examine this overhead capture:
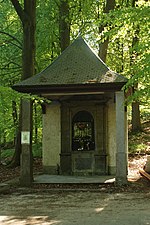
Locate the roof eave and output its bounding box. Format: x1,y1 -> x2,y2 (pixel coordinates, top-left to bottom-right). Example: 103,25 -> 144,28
12,82 -> 127,95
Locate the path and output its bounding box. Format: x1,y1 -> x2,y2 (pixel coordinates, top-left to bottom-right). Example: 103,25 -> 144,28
0,191 -> 149,225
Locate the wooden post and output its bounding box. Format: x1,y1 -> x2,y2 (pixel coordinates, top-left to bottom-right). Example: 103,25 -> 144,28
20,99 -> 33,186
115,91 -> 128,185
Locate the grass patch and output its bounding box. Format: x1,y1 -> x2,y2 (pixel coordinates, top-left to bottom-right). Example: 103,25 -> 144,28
32,142 -> 42,157
1,148 -> 15,159
128,121 -> 150,154
0,142 -> 42,163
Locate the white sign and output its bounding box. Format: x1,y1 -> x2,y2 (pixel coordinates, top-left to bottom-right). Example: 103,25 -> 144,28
21,131 -> 30,144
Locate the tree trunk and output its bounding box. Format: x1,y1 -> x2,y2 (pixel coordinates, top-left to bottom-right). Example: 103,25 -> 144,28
131,86 -> 141,132
10,0 -> 36,167
59,0 -> 70,52
34,103 -> 38,144
132,101 -> 142,132
131,78 -> 141,133
22,0 -> 36,80
98,0 -> 116,63
130,1 -> 141,132
0,93 -> 6,147
12,100 -> 18,145
10,126 -> 21,167
12,101 -> 18,126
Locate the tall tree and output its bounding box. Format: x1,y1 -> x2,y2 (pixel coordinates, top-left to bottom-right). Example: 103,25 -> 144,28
131,25 -> 142,132
10,0 -> 36,80
59,0 -> 70,52
98,0 -> 116,62
130,0 -> 141,132
9,0 -> 36,168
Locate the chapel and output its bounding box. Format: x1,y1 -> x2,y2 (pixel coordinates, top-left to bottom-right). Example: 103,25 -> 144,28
13,37 -> 128,184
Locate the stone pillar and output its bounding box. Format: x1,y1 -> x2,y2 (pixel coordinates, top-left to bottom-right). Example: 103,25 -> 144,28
107,98 -> 116,175
20,99 -> 33,186
115,91 -> 128,185
43,102 -> 61,174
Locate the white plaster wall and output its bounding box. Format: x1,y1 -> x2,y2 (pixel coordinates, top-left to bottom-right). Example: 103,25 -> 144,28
42,103 -> 61,169
107,99 -> 116,174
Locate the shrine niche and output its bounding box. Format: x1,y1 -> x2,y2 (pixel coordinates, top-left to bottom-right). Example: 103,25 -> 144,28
13,36 -> 128,184
72,111 -> 95,152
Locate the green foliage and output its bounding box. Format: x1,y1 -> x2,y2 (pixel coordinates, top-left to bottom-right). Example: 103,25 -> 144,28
140,107 -> 150,121
0,87 -> 19,144
1,143 -> 42,164
103,3 -> 150,102
1,148 -> 15,164
36,0 -> 61,72
0,1 -> 22,86
128,126 -> 150,154
32,143 -> 42,158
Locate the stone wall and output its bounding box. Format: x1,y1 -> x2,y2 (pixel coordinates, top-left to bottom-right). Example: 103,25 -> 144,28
42,102 -> 61,174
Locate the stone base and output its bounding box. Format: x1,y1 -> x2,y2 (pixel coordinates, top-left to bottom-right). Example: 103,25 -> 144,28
71,152 -> 107,176
60,153 -> 72,175
43,165 -> 60,175
116,152 -> 128,185
108,166 -> 116,175
20,176 -> 33,186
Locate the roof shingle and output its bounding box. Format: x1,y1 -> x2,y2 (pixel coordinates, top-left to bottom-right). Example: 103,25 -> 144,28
13,36 -> 127,94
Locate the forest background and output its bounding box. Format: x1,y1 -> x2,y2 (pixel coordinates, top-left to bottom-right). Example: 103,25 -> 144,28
0,0 -> 149,166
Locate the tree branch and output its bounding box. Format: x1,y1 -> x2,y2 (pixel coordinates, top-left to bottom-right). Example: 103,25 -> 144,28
1,61 -> 21,69
10,0 -> 26,23
0,40 -> 22,49
9,41 -> 22,49
0,31 -> 22,47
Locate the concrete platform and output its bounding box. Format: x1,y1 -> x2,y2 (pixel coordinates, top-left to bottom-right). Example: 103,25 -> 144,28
34,174 -> 115,184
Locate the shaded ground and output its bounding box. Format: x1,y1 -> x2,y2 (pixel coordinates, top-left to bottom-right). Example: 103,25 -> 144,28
0,191 -> 150,225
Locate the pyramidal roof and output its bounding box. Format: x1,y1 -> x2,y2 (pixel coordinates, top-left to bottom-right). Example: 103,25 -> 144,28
13,36 -> 127,94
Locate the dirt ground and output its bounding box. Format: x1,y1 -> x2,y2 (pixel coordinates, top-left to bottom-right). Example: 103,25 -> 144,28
0,155 -> 150,225
0,191 -> 150,225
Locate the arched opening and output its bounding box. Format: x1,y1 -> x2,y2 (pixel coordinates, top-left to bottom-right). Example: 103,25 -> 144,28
72,110 -> 95,151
